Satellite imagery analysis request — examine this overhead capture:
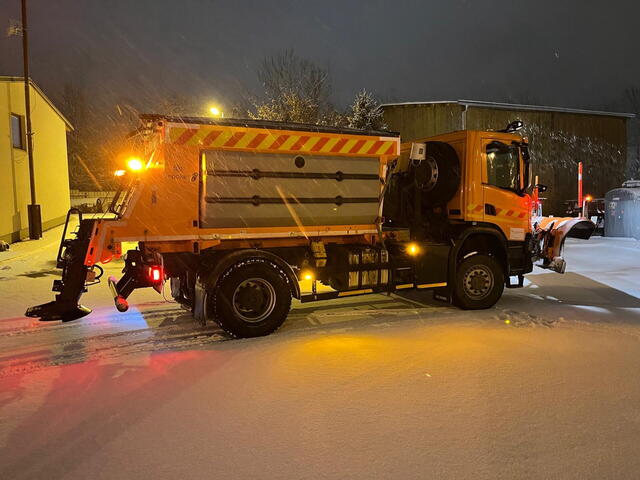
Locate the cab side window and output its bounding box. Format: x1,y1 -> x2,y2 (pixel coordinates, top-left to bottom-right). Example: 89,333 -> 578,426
486,141 -> 519,191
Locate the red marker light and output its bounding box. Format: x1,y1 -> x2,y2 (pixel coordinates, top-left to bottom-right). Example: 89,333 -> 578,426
148,266 -> 163,283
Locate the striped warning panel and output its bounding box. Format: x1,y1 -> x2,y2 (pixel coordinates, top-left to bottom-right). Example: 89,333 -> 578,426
166,125 -> 399,156
466,204 -> 528,219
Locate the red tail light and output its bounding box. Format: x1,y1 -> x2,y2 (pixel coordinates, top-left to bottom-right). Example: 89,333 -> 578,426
148,266 -> 163,283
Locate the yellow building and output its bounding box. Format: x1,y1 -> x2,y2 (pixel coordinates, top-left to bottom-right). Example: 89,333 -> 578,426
0,76 -> 72,243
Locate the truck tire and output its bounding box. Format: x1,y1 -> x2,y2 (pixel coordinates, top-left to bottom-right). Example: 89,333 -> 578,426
453,254 -> 504,310
415,141 -> 460,206
209,257 -> 292,338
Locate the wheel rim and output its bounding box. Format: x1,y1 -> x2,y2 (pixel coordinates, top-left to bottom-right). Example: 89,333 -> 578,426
421,156 -> 439,191
232,278 -> 277,323
462,265 -> 494,300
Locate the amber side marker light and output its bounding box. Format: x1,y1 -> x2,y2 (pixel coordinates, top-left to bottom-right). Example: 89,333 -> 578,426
406,243 -> 421,256
300,270 -> 315,281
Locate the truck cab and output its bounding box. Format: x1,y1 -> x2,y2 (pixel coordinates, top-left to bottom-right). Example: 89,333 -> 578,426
382,122 -> 591,309
434,129 -> 531,241
381,126 -> 534,308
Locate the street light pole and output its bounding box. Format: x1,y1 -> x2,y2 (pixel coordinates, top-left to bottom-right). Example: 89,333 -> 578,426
21,0 -> 42,239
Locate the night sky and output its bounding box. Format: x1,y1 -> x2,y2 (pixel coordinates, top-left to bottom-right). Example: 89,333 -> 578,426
1,0 -> 640,118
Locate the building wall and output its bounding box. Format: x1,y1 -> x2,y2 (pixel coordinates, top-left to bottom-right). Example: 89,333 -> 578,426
0,81 -> 70,243
383,103 -> 629,215
382,103 -> 464,141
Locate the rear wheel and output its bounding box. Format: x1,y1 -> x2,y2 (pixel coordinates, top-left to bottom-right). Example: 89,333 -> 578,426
208,258 -> 292,338
453,254 -> 504,309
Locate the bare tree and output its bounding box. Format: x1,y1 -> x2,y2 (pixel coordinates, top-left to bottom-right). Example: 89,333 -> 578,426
153,92 -> 198,117
249,50 -> 336,124
61,83 -> 125,191
317,109 -> 347,128
61,82 -> 93,190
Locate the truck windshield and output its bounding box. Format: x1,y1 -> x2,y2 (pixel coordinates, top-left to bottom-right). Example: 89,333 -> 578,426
486,141 -> 520,192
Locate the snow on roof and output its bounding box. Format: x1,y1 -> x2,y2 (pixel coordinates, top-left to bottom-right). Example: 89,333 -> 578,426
0,76 -> 73,130
380,99 -> 636,119
139,114 -> 399,137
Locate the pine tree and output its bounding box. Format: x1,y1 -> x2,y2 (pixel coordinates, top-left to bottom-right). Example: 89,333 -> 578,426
347,89 -> 387,130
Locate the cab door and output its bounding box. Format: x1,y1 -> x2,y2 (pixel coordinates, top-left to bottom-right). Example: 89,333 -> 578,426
481,138 -> 530,241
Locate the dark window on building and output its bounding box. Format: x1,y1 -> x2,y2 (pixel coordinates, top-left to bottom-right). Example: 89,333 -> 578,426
11,113 -> 25,150
486,141 -> 519,191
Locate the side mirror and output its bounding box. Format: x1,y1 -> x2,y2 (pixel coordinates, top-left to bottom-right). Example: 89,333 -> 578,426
535,183 -> 547,193
409,142 -> 426,162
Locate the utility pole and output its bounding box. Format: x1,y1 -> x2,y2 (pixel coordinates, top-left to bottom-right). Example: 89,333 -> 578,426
21,0 -> 42,239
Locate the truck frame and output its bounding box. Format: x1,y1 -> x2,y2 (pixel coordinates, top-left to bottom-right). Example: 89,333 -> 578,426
27,116 -> 594,337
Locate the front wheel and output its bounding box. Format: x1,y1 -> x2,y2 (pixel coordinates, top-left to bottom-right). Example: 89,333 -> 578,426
208,258 -> 292,338
453,254 -> 504,310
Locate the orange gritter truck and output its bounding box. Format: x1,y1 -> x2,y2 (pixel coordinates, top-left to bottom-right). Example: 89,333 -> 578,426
26,116 -> 594,337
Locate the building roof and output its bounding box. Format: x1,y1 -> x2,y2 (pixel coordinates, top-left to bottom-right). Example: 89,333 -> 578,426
380,99 -> 636,119
0,76 -> 73,130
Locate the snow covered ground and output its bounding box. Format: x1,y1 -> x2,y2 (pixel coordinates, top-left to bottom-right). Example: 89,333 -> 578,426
1,234 -> 640,479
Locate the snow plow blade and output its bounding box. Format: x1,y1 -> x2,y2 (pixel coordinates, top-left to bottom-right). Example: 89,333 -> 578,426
534,216 -> 595,273
25,209 -> 95,322
25,301 -> 91,322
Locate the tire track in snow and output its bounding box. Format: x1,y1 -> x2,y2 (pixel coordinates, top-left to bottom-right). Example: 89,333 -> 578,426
0,323 -> 227,378
0,305 -> 187,337
0,293 -> 460,378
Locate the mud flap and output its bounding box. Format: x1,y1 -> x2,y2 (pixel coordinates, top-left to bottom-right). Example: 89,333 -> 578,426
193,273 -> 207,326
433,286 -> 452,303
